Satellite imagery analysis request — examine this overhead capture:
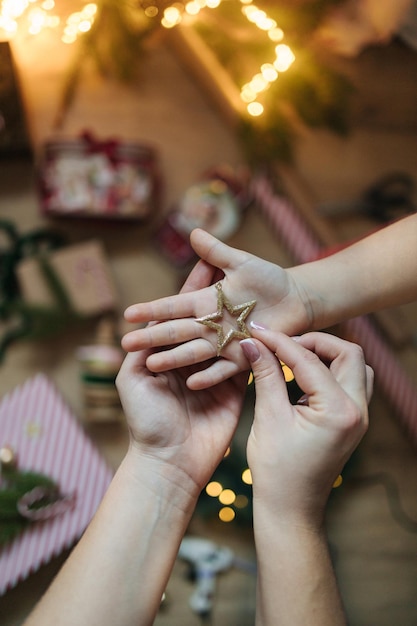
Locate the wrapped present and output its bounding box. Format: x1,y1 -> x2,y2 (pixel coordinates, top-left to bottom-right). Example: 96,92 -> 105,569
0,374 -> 113,594
16,239 -> 118,317
38,131 -> 160,220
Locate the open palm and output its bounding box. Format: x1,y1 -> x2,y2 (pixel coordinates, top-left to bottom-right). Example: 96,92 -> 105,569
122,229 -> 310,389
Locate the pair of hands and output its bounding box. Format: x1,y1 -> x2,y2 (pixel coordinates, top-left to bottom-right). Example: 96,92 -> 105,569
121,228 -> 311,390
117,230 -> 373,523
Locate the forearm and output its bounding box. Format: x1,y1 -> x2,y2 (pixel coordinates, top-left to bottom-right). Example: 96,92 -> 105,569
288,214 -> 417,330
24,449 -> 198,626
253,504 -> 346,626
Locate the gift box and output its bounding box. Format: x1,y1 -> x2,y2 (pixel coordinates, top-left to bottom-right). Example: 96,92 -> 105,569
38,132 -> 160,220
0,374 -> 113,594
16,239 -> 118,317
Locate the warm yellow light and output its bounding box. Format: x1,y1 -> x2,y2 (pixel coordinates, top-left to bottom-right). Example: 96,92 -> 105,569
0,16 -> 18,36
261,62 -> 278,82
219,506 -> 235,522
219,488 -> 236,505
206,0 -> 220,7
247,101 -> 264,117
333,474 -> 343,488
280,361 -> 295,382
268,26 -> 284,42
185,1 -> 200,15
162,5 -> 182,27
144,5 -> 158,17
78,19 -> 92,33
67,11 -> 81,24
223,446 -> 231,458
256,16 -> 275,31
64,24 -> 78,37
2,0 -> 28,19
241,4 -> 257,17
41,0 -> 54,9
274,43 -> 295,72
240,84 -> 257,103
62,32 -> 76,44
246,9 -> 265,24
83,3 -> 98,17
242,468 -> 252,485
206,481 -> 223,497
249,73 -> 268,93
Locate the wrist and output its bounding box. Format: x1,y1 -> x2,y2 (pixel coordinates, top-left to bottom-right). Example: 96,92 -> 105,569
285,266 -> 318,332
252,492 -> 326,536
121,445 -> 201,519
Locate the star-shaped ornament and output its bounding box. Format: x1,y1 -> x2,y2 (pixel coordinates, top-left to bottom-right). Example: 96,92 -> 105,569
195,281 -> 256,356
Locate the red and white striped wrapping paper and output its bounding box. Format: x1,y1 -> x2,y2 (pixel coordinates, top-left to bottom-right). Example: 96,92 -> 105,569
251,174 -> 417,442
0,374 -> 113,595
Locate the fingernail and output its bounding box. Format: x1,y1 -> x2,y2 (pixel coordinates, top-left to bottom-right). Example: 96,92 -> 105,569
291,336 -> 301,342
250,321 -> 268,331
240,339 -> 260,363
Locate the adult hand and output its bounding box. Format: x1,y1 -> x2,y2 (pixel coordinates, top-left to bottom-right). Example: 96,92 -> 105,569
122,229 -> 310,390
241,330 -> 373,529
116,350 -> 248,498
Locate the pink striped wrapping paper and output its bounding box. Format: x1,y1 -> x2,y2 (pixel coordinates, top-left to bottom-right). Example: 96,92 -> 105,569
251,174 -> 417,442
0,374 -> 113,595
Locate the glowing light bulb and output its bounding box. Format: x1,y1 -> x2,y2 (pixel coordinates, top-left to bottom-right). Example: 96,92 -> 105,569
242,468 -> 252,485
185,1 -> 200,15
162,5 -> 182,27
247,101 -> 264,117
249,73 -> 269,93
268,26 -> 284,42
219,506 -> 235,522
206,481 -> 223,497
261,62 -> 278,82
274,43 -> 295,72
219,489 -> 236,505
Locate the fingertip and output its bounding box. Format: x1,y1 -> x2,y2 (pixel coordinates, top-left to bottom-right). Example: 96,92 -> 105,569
124,305 -> 138,321
240,338 -> 261,363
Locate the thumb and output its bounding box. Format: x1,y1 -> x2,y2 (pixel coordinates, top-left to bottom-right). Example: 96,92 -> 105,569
190,228 -> 247,272
240,338 -> 289,408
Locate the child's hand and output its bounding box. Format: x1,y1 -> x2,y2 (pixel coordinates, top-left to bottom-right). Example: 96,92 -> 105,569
122,229 -> 310,390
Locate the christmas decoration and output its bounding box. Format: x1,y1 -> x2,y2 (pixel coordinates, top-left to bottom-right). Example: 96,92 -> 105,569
38,131 -> 160,221
0,374 -> 113,594
1,0 -> 355,161
195,281 -> 256,356
16,239 -> 118,317
76,317 -> 125,424
0,446 -> 75,548
154,166 -> 249,268
197,441 -> 254,525
0,219 -> 119,361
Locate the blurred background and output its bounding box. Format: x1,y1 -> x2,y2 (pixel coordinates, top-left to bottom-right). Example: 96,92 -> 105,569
1,1 -> 417,624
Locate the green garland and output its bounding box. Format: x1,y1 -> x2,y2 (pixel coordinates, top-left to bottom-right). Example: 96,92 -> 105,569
0,467 -> 57,547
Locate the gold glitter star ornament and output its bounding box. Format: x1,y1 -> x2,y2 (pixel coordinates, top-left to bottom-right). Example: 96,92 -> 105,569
195,281 -> 257,356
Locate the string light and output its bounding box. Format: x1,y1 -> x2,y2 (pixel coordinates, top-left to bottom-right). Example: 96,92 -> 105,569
0,0 -> 297,121
148,0 -> 296,119
219,506 -> 235,522
0,1 -> 97,44
241,468 -> 252,485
